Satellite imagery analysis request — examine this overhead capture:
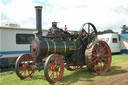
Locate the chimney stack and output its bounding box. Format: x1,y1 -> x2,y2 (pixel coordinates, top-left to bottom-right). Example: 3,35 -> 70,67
35,6 -> 43,37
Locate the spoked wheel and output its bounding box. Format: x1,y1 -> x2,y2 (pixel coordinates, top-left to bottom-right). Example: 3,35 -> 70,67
85,40 -> 112,74
15,54 -> 35,79
44,54 -> 64,83
65,66 -> 83,71
80,22 -> 97,47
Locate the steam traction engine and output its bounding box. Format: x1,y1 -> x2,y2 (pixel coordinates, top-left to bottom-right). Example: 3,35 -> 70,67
15,6 -> 112,83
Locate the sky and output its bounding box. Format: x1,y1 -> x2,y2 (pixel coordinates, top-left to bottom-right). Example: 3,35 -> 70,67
0,0 -> 128,33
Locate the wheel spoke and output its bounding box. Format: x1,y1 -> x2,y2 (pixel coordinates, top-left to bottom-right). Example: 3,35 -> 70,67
104,63 -> 108,68
100,51 -> 105,56
100,60 -> 104,70
94,47 -> 98,54
91,54 -> 97,57
97,44 -> 101,53
49,72 -> 54,78
53,72 -> 55,80
98,62 -> 102,72
100,46 -> 106,53
92,58 -> 98,63
55,57 -> 59,66
90,32 -> 93,36
88,24 -> 90,34
56,71 -> 58,78
94,61 -> 102,73
24,68 -> 26,77
91,56 -> 97,60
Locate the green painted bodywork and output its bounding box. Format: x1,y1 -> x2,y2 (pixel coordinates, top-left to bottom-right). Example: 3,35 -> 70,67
46,39 -> 79,57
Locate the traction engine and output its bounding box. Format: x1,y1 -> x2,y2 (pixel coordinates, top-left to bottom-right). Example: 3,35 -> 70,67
15,6 -> 112,83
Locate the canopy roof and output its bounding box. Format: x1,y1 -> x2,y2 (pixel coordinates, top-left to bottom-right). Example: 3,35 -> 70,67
120,34 -> 128,39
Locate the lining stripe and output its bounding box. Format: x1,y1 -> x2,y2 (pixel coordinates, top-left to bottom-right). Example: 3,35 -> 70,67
63,41 -> 66,54
73,42 -> 76,48
53,41 -> 56,53
45,39 -> 50,56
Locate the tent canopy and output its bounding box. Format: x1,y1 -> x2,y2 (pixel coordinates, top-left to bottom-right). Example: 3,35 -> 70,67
120,34 -> 128,39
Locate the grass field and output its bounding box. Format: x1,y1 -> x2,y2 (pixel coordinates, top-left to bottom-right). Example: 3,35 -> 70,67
0,54 -> 128,85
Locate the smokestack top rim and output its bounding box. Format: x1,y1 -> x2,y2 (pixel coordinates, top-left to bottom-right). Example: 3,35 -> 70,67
35,6 -> 43,10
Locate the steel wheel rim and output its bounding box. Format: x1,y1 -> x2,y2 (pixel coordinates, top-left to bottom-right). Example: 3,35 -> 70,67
45,54 -> 64,83
16,54 -> 35,79
91,41 -> 112,74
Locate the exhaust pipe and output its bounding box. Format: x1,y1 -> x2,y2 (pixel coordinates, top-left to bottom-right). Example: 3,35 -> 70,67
35,6 -> 43,37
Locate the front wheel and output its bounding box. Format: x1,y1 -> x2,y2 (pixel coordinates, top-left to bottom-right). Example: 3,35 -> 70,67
15,54 -> 35,79
44,54 -> 64,83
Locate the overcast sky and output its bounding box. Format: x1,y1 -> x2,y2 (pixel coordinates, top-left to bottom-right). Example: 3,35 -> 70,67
0,0 -> 128,33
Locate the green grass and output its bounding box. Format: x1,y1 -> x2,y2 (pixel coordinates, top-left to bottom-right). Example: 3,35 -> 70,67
0,54 -> 128,85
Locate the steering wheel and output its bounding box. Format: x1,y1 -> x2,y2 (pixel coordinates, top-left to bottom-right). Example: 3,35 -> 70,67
80,22 -> 97,47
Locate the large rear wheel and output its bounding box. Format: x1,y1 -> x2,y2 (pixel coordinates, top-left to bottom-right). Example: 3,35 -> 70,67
85,40 -> 112,74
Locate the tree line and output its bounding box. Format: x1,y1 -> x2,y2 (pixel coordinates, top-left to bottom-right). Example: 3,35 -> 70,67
97,25 -> 128,34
